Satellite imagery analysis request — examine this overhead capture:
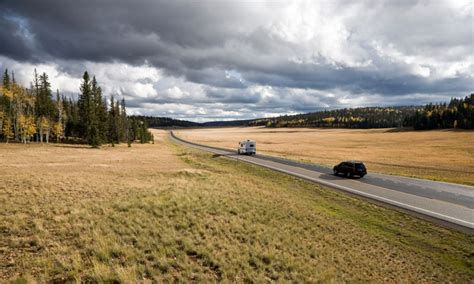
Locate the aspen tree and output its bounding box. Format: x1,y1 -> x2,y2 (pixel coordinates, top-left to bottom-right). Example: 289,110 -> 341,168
2,117 -> 13,143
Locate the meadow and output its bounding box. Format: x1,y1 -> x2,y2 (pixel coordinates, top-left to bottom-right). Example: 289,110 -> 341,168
0,130 -> 472,282
175,127 -> 474,185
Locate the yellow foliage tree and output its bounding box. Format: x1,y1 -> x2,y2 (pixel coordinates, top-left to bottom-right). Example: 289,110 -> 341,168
2,117 -> 13,143
323,117 -> 336,123
0,86 -> 13,99
52,121 -> 64,143
39,116 -> 51,143
25,116 -> 36,141
0,110 -> 3,127
19,114 -> 36,143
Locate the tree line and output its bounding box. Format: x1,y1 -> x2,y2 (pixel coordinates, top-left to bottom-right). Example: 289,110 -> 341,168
249,106 -> 419,128
246,96 -> 473,130
404,95 -> 473,130
0,69 -> 153,147
133,115 -> 200,128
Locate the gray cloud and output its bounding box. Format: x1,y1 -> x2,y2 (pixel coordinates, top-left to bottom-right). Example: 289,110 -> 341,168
0,0 -> 472,121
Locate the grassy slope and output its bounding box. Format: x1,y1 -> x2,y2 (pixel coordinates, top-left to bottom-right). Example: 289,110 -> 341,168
175,127 -> 474,186
0,133 -> 472,282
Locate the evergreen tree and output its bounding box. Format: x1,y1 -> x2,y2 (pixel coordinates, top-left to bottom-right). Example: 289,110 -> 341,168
3,69 -> 10,90
35,72 -> 54,117
120,98 -> 131,146
407,95 -> 473,130
1,70 -> 12,117
64,97 -> 79,139
78,72 -> 101,147
78,71 -> 91,139
114,98 -> 122,142
90,76 -> 103,146
107,95 -> 119,146
35,72 -> 54,142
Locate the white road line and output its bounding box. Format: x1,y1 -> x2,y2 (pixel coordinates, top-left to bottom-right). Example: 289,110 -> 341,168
237,157 -> 474,229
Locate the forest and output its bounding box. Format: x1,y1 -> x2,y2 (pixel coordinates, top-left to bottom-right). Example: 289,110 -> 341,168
0,69 -> 153,147
136,116 -> 257,128
133,115 -> 200,128
248,96 -> 473,130
249,106 -> 418,128
405,95 -> 474,130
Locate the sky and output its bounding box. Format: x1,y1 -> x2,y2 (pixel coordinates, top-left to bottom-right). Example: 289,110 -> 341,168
0,0 -> 472,122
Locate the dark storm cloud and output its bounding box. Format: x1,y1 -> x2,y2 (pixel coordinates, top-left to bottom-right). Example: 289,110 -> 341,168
0,13 -> 39,61
0,1 -> 245,61
0,0 -> 472,120
206,89 -> 261,104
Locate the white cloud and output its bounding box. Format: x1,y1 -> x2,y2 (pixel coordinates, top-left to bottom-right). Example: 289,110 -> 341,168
0,56 -> 81,94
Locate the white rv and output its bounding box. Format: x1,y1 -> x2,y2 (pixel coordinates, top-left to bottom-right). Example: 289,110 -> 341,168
237,140 -> 256,155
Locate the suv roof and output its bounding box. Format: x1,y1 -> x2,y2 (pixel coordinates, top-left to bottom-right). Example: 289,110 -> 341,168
343,160 -> 364,164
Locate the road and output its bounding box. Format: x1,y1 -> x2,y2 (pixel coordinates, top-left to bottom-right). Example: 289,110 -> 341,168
170,131 -> 474,233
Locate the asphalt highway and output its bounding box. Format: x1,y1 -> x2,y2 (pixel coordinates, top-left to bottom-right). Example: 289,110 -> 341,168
170,131 -> 474,233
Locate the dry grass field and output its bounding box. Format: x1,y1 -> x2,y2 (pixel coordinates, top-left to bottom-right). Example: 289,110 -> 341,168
0,129 -> 472,282
175,127 -> 474,185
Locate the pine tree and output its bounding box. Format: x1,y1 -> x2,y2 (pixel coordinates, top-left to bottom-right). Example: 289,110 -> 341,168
33,72 -> 54,142
139,120 -> 152,143
99,97 -> 108,143
36,72 -> 54,117
88,76 -> 101,147
91,76 -> 107,144
114,99 -> 121,142
64,97 -> 78,139
78,72 -> 92,142
107,95 -> 119,146
1,70 -> 12,126
130,117 -> 139,142
78,72 -> 101,147
3,69 -> 10,90
120,98 -> 131,146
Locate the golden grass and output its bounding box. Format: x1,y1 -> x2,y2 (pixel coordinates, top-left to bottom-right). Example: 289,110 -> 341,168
175,127 -> 474,185
0,129 -> 472,282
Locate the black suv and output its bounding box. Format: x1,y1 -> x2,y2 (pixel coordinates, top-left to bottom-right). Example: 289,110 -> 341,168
333,161 -> 367,178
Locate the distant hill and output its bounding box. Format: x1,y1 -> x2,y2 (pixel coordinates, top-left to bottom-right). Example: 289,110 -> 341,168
131,116 -> 201,128
249,106 -> 420,129
202,119 -> 254,127
254,95 -> 473,129
138,94 -> 473,130
132,116 -> 254,128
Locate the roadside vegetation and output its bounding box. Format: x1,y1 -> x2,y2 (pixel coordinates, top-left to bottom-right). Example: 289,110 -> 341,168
1,130 -> 472,282
175,127 -> 474,185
